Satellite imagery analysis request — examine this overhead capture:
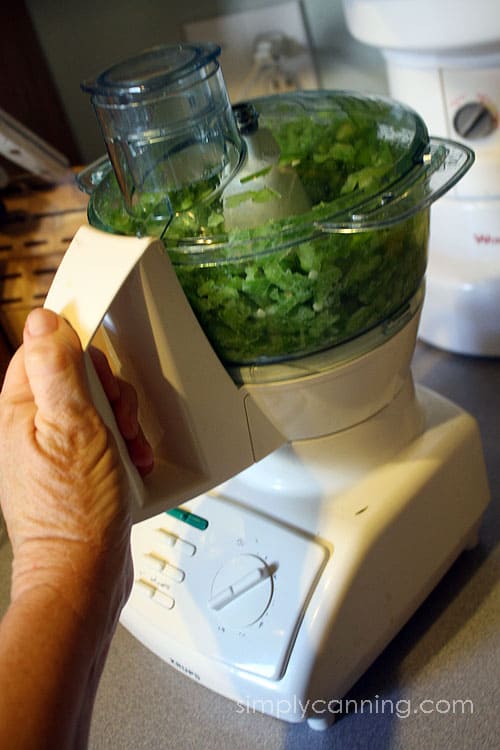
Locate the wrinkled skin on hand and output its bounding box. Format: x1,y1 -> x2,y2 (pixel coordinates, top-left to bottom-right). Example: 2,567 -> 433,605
0,309 -> 151,631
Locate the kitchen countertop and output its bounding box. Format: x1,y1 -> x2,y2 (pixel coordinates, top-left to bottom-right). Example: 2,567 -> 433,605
0,340 -> 499,749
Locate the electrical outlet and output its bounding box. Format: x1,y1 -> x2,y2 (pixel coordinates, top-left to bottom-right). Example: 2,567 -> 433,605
184,2 -> 319,102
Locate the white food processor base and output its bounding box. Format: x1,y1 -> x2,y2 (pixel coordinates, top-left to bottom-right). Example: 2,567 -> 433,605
120,377 -> 490,729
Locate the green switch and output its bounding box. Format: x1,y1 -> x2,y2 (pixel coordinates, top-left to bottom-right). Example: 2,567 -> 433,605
166,507 -> 209,531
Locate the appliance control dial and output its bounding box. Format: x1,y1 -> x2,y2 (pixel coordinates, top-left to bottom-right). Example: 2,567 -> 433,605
453,101 -> 497,140
125,494 -> 329,680
209,553 -> 274,629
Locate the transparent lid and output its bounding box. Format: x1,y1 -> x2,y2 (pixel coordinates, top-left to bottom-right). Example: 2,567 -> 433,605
81,89 -> 473,258
81,43 -> 222,101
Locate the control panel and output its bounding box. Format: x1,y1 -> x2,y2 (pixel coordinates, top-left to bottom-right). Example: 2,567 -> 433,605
123,493 -> 329,680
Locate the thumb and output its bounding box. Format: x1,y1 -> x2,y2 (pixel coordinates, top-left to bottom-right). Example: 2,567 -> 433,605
22,308 -> 93,424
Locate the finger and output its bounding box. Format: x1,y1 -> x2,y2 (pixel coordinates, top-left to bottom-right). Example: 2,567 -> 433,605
112,378 -> 139,441
22,308 -> 92,423
126,426 -> 154,476
88,348 -> 139,437
88,346 -> 120,402
88,348 -> 154,471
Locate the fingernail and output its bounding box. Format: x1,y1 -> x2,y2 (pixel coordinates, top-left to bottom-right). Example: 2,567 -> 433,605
26,308 -> 58,337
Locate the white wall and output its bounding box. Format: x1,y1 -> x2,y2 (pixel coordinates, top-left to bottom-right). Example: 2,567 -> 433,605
25,0 -> 387,163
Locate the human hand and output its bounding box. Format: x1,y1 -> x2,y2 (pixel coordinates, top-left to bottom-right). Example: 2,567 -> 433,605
0,307 -> 154,749
0,308 -> 150,620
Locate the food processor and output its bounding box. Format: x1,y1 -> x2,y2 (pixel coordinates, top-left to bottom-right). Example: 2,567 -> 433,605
342,0 -> 500,356
44,44 -> 490,730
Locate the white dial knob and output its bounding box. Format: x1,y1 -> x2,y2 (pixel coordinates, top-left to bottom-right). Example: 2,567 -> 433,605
209,554 -> 274,629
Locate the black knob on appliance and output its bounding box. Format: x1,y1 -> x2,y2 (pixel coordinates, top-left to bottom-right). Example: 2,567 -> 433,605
453,101 -> 497,140
232,102 -> 259,135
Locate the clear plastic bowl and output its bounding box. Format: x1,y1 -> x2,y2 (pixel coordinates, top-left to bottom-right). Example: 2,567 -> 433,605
80,84 -> 473,365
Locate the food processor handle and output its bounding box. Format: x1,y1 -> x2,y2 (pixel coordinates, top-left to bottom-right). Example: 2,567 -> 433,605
44,225 -> 285,521
44,225 -> 161,511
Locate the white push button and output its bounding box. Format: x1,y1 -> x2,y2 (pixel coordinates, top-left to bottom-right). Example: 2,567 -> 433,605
136,578 -> 156,598
156,529 -> 196,557
176,538 -> 196,557
162,564 -> 185,583
141,553 -> 165,573
156,528 -> 177,547
154,590 -> 175,610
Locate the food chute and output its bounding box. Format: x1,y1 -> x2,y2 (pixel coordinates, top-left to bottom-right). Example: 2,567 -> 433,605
44,44 -> 490,730
342,0 -> 500,356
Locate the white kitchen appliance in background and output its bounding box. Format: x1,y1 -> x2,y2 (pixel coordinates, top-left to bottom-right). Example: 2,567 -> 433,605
343,0 -> 500,356
44,45 -> 490,731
